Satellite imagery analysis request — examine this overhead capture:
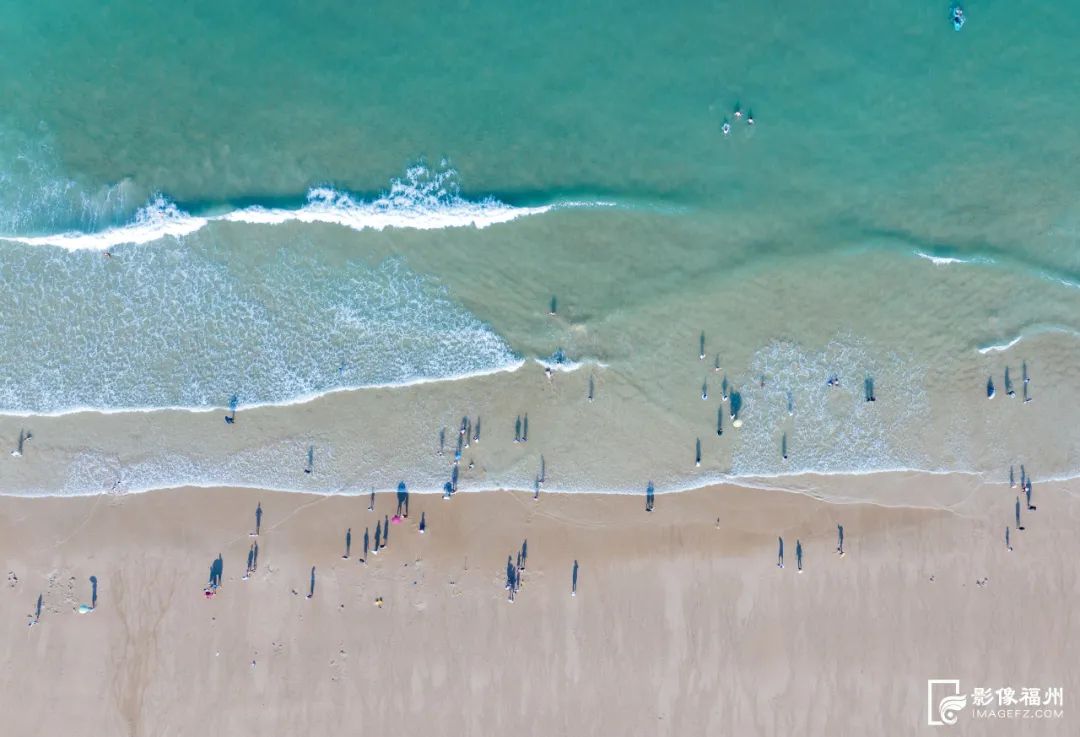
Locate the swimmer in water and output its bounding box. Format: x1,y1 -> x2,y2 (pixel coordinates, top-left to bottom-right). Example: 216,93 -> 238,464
721,120 -> 731,136
733,104 -> 742,120
746,110 -> 754,126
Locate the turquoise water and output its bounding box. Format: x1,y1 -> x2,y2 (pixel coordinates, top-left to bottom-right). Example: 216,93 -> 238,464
3,0 -> 1080,491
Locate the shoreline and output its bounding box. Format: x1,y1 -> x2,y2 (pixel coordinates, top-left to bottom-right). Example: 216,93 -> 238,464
0,467 -> 999,505
3,475 -> 1077,735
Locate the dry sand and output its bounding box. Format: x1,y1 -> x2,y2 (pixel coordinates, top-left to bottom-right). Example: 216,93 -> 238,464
1,474 -> 1077,736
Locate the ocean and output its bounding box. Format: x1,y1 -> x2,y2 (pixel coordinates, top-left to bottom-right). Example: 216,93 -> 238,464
2,0 -> 1080,496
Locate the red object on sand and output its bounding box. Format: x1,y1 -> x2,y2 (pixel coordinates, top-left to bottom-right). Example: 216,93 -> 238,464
391,515 -> 403,524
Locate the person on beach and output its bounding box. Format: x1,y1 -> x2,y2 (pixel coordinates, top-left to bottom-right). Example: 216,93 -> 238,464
796,540 -> 803,573
245,544 -> 255,578
419,512 -> 426,534
1025,479 -> 1036,511
1006,526 -> 1012,552
836,524 -> 845,556
343,528 -> 351,559
396,481 -> 408,517
506,556 -> 517,602
777,537 -> 784,568
646,481 -> 655,512
369,489 -> 375,512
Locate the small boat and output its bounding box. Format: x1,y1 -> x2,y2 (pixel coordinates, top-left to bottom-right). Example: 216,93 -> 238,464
987,376 -> 995,399
951,4 -> 966,31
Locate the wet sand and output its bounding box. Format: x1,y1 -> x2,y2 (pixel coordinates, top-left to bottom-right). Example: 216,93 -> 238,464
2,474 -> 1077,736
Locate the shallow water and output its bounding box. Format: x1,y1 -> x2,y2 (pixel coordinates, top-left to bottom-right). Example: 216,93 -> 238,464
2,0 -> 1080,493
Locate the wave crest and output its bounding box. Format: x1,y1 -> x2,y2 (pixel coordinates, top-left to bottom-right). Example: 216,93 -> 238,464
0,164 -> 562,251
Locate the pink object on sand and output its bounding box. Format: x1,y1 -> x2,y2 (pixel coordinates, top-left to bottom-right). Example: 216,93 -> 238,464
391,515 -> 403,524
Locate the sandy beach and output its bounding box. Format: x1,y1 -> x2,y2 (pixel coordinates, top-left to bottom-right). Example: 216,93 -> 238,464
2,474 -> 1076,736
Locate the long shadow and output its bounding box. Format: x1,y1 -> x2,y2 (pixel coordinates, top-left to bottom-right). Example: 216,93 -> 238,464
473,416 -> 481,443
304,445 -> 315,474
208,554 -> 224,588
729,391 -> 742,421
90,576 -> 98,609
308,567 -> 316,598
255,502 -> 262,536
34,593 -> 42,622
864,376 -> 876,402
572,560 -> 579,596
344,528 -> 351,558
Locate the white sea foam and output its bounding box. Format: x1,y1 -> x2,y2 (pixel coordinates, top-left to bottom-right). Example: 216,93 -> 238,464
3,196 -> 208,250
977,324 -> 1080,354
914,250 -> 971,266
0,165 -> 577,251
